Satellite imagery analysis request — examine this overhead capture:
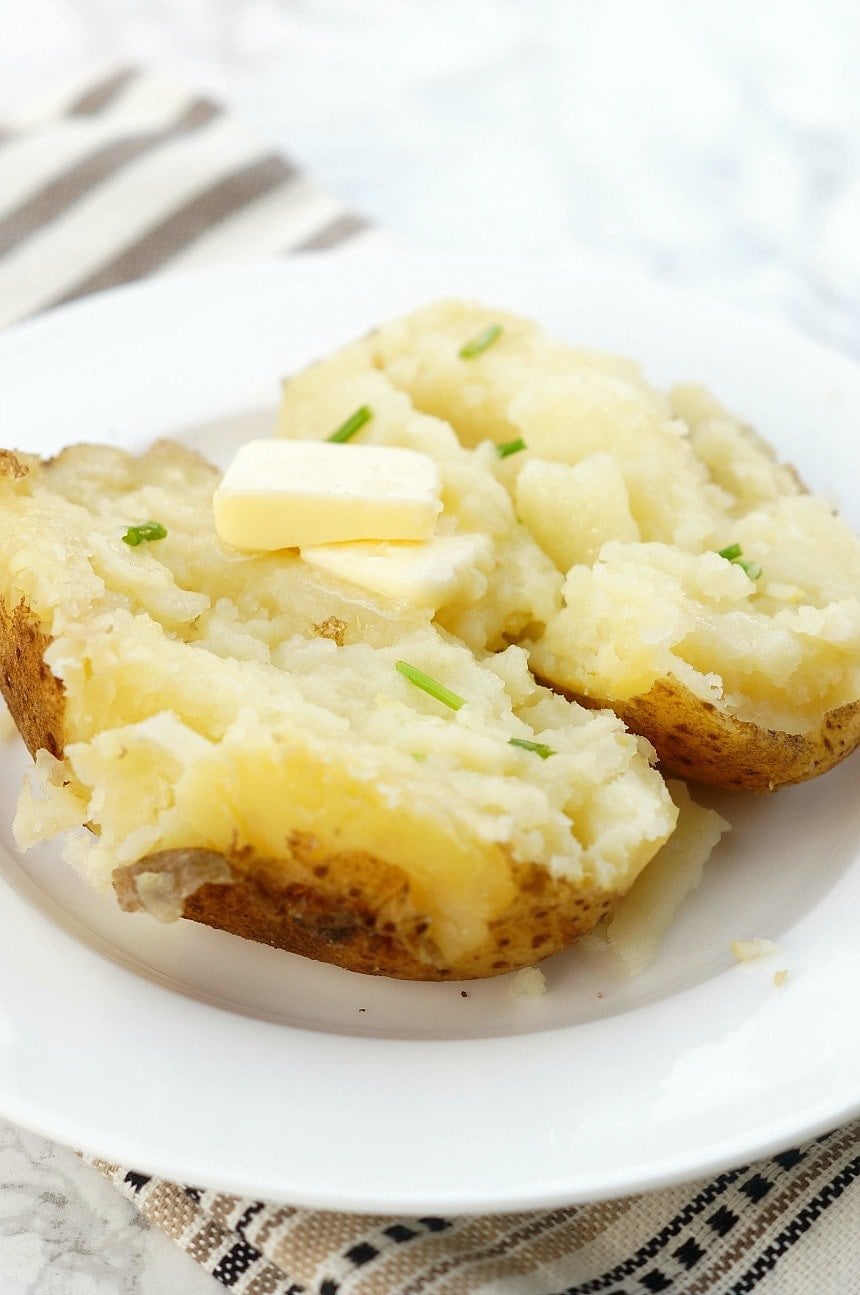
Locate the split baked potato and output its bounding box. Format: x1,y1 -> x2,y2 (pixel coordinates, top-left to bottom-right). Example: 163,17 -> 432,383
4,296 -> 854,981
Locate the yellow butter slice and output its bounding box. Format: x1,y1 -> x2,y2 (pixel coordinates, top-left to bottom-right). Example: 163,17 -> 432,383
213,440 -> 442,550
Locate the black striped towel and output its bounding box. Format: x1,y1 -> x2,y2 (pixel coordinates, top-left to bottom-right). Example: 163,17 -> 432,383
91,1124 -> 858,1295
2,65 -> 858,1295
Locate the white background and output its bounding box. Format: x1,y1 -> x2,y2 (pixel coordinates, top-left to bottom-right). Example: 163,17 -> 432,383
3,0 -> 860,355
0,1 -> 858,1290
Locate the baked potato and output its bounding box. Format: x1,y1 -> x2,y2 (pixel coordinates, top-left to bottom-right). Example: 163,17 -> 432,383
283,301 -> 860,790
0,442 -> 679,979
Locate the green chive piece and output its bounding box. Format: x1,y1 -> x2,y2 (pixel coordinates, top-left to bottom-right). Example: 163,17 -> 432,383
496,437 -> 527,459
717,542 -> 762,580
122,521 -> 167,547
459,324 -> 502,360
410,752 -> 427,762
328,404 -> 372,443
509,737 -> 555,759
396,661 -> 466,711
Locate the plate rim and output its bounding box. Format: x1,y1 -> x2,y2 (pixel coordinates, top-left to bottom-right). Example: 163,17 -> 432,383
1,872 -> 858,1214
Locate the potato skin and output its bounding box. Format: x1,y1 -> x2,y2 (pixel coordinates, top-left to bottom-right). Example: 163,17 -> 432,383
0,597 -> 65,762
0,457 -> 64,760
113,845 -> 617,980
560,676 -> 860,792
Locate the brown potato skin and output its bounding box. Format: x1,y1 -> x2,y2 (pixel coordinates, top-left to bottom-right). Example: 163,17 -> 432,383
0,598 -> 65,762
113,846 -> 616,980
0,595 -> 616,980
559,677 -> 860,792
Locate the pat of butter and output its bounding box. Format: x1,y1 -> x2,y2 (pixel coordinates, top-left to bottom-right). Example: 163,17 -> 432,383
213,440 -> 442,550
302,533 -> 494,607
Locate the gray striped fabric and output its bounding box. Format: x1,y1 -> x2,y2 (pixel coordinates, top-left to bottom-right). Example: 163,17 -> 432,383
0,66 -> 367,327
3,65 -> 857,1295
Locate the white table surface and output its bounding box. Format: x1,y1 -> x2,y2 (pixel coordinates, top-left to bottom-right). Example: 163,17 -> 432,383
1,0 -> 858,1290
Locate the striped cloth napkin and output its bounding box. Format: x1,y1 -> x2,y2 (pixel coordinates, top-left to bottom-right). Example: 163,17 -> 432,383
2,66 -> 858,1295
0,65 -> 368,327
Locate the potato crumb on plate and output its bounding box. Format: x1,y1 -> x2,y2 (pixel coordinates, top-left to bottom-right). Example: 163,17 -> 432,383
731,938 -> 782,962
773,969 -> 789,986
511,967 -> 547,999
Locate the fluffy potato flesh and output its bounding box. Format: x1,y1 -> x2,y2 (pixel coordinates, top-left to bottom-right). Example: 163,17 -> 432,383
286,301 -> 860,786
0,443 -> 677,977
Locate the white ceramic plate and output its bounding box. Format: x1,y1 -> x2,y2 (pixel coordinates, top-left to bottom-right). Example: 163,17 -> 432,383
0,250 -> 858,1214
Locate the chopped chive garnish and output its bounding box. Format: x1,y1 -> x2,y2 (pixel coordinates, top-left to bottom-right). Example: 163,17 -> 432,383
717,542 -> 762,580
496,437 -> 527,459
459,324 -> 502,360
328,404 -> 372,443
396,660 -> 465,711
122,521 -> 167,547
410,751 -> 427,762
509,737 -> 556,759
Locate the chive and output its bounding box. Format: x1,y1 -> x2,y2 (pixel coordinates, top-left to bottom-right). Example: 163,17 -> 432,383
122,521 -> 167,547
396,661 -> 465,711
328,404 -> 372,443
509,737 -> 556,759
717,542 -> 762,580
496,437 -> 527,459
459,324 -> 502,360
410,752 -> 427,762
